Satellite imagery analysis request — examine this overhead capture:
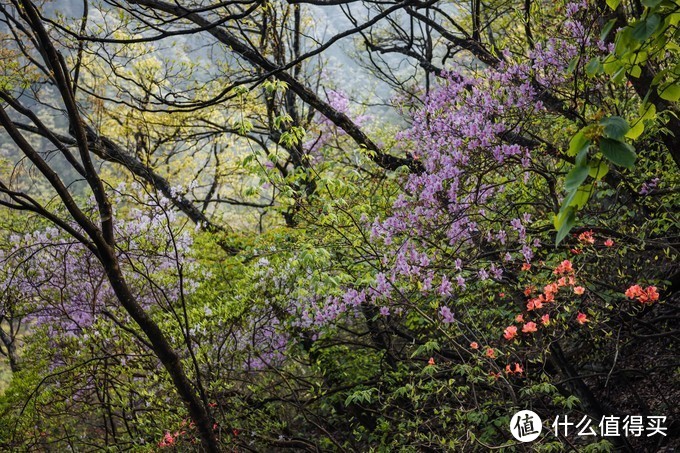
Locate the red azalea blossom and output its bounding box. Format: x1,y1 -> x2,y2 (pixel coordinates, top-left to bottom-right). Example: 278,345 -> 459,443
573,286 -> 585,295
524,285 -> 536,296
527,295 -> 544,311
486,348 -> 496,359
554,260 -> 573,275
578,230 -> 595,244
541,313 -> 550,325
626,284 -> 660,304
514,363 -> 524,374
427,357 -> 435,366
470,341 -> 479,349
515,314 -> 524,323
159,432 -> 175,448
503,325 -> 518,340
522,322 -> 538,333
521,263 -> 532,271
604,238 -> 614,247
571,248 -> 582,255
625,284 -> 644,299
544,282 -> 559,295
576,312 -> 588,324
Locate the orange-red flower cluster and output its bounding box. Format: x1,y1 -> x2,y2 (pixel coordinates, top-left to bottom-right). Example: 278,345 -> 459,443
503,325 -> 518,340
625,285 -> 660,304
522,322 -> 537,333
553,259 -> 573,275
505,362 -> 524,375
578,230 -> 595,244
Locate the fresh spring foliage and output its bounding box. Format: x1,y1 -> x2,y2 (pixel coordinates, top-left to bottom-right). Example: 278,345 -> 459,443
0,0 -> 677,451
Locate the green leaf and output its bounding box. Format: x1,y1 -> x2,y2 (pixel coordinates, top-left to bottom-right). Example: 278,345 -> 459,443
600,116 -> 630,140
659,84 -> 680,102
555,208 -> 576,246
603,55 -> 622,75
568,130 -> 590,157
630,65 -> 642,78
600,19 -> 617,41
565,164 -> 589,192
567,57 -> 579,73
585,57 -> 603,76
612,66 -> 627,83
632,15 -> 661,42
588,160 -> 610,180
606,0 -> 621,9
600,138 -> 637,169
626,120 -> 645,140
641,0 -> 663,7
572,184 -> 593,209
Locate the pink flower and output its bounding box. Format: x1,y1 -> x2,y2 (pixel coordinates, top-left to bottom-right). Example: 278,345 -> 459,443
578,230 -> 595,244
470,341 -> 479,350
625,284 -> 644,299
515,314 -> 525,323
514,363 -> 524,374
428,357 -> 435,366
554,260 -> 573,275
541,313 -> 550,325
627,285 -> 660,304
576,312 -> 588,324
544,283 -> 559,295
486,348 -> 496,358
646,286 -> 659,302
504,325 -> 518,340
604,238 -> 614,247
522,322 -> 538,333
573,286 -> 585,295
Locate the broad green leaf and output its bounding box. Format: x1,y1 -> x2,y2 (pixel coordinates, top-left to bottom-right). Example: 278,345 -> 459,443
632,15 -> 661,42
626,120 -> 645,140
612,66 -> 627,83
640,103 -> 656,120
603,56 -> 622,75
600,116 -> 630,140
600,19 -> 617,41
568,130 -> 590,157
600,138 -> 637,169
630,65 -> 642,78
641,0 -> 662,7
606,0 -> 621,9
565,164 -> 589,192
567,57 -> 579,73
575,147 -> 588,166
572,184 -> 593,209
588,160 -> 609,180
560,189 -> 578,214
586,58 -> 603,76
659,84 -> 680,102
555,208 -> 576,246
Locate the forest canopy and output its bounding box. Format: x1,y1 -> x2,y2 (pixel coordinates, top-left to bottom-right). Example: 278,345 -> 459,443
0,0 -> 678,451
